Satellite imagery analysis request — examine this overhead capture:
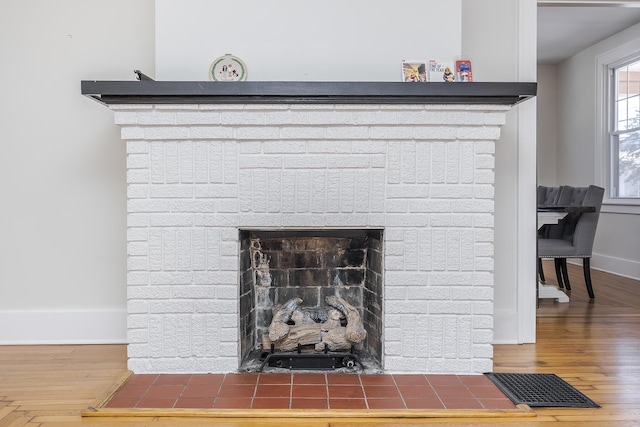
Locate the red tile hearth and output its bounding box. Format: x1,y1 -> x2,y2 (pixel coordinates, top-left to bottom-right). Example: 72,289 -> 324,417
104,373 -> 516,411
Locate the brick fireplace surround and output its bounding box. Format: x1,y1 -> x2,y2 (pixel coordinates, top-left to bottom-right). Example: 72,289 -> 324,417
83,81 -> 535,376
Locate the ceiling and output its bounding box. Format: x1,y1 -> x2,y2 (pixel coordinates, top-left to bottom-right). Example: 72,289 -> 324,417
538,2 -> 640,64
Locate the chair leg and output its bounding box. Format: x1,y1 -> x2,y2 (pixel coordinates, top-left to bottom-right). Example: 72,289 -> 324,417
560,258 -> 571,291
583,258 -> 595,300
554,258 -> 564,289
538,258 -> 545,283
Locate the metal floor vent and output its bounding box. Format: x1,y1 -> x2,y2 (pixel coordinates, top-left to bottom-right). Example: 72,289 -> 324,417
485,373 -> 600,408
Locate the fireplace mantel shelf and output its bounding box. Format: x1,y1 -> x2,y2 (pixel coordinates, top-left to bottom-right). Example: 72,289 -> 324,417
81,81 -> 536,106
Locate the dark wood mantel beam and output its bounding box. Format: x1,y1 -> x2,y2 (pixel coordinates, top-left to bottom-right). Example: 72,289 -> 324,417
81,81 -> 536,106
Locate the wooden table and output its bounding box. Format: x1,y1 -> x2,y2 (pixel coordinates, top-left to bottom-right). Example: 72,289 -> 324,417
537,208 -> 570,303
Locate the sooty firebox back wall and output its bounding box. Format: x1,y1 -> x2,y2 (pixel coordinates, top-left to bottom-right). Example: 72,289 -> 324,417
238,229 -> 383,370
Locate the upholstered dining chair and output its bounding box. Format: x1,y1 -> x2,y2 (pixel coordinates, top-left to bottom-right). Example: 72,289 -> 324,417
538,185 -> 605,300
537,185 -> 574,283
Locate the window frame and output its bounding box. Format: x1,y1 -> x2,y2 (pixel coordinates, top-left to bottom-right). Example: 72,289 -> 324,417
610,59 -> 640,200
596,37 -> 640,214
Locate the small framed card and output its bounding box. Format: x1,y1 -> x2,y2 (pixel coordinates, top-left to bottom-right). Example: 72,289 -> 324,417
455,59 -> 473,82
401,60 -> 428,82
429,59 -> 455,82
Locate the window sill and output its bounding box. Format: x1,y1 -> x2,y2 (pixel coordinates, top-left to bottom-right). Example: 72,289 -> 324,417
601,202 -> 640,215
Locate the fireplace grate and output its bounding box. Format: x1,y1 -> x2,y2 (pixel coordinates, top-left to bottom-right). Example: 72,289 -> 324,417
260,352 -> 363,371
259,344 -> 363,371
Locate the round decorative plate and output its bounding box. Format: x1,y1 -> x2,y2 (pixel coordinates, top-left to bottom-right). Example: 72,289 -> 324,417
209,54 -> 247,82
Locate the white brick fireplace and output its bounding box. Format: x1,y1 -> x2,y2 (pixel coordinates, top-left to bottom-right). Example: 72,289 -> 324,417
83,80 -> 536,374
113,100 -> 510,375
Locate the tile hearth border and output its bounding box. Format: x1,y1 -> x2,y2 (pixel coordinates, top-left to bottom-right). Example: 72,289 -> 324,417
83,372 -> 535,420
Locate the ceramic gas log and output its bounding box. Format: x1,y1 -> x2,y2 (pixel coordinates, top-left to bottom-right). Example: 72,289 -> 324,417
263,296 -> 366,352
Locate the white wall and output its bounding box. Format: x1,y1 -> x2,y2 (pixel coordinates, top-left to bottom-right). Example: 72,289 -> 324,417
0,0 -> 154,343
155,0 -> 462,82
554,23 -> 640,279
0,0 -> 537,345
536,65 -> 558,186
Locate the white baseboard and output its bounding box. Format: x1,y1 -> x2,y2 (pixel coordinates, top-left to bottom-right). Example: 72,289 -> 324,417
0,309 -> 127,344
493,309 -> 521,344
568,253 -> 640,281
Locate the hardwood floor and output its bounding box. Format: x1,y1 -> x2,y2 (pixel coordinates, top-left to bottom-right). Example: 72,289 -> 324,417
1,261 -> 639,426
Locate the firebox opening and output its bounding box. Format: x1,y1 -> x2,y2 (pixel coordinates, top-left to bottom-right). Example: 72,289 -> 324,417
239,228 -> 383,372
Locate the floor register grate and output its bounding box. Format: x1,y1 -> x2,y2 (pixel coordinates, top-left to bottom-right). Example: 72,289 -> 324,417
484,373 -> 600,408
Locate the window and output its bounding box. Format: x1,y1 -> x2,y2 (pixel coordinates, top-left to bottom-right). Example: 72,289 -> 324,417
610,59 -> 640,199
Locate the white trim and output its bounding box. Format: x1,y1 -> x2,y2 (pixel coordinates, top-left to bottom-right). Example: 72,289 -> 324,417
517,0 -> 538,345
493,309 -> 519,344
0,309 -> 127,345
596,37 -> 640,206
567,255 -> 640,281
592,253 -> 640,280
602,203 -> 640,214
538,1 -> 640,7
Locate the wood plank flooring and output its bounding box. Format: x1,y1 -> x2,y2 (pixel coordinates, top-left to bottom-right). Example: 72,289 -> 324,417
1,261 -> 639,426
